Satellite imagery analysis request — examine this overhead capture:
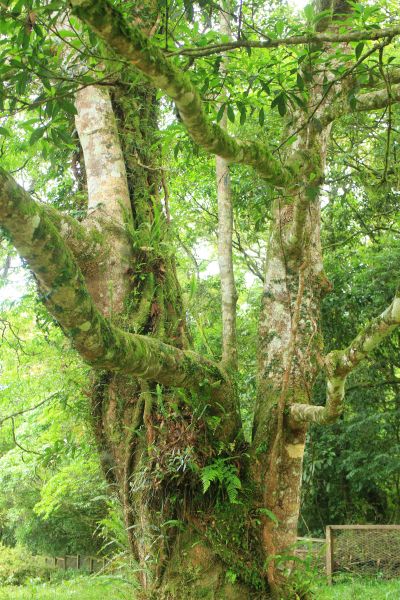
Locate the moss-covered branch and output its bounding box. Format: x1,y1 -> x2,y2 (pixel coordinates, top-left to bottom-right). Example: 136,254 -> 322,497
0,168 -> 230,395
68,0 -> 291,185
43,204 -> 102,262
167,25 -> 400,59
322,83 -> 400,125
289,290 -> 400,425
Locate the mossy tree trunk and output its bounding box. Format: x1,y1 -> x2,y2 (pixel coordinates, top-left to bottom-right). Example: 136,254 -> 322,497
72,58 -> 247,597
1,0 -> 400,598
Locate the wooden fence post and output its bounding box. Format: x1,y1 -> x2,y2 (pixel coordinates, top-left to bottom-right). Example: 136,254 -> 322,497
76,554 -> 80,569
89,557 -> 94,573
326,526 -> 334,585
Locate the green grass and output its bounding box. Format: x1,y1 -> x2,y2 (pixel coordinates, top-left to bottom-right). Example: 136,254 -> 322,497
0,575 -> 136,600
1,574 -> 399,599
314,575 -> 400,599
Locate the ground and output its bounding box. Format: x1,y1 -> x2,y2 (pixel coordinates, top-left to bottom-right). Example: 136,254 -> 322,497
0,575 -> 399,599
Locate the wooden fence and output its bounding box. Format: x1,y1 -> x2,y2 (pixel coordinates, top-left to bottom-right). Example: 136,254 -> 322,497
43,554 -> 106,573
42,525 -> 400,583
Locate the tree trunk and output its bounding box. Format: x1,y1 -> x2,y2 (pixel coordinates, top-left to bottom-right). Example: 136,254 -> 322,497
251,69 -> 335,598
3,1 -> 400,599
73,71 -> 249,598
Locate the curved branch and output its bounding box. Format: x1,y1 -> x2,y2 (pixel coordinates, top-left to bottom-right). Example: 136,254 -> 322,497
321,83 -> 400,125
0,169 -> 230,397
68,0 -> 291,185
44,205 -> 102,260
289,290 -> 400,426
0,392 -> 61,426
167,26 -> 400,59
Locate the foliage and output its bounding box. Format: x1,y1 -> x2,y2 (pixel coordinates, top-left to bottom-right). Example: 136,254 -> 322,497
0,543 -> 53,585
301,231 -> 400,535
0,297 -> 108,555
200,457 -> 242,504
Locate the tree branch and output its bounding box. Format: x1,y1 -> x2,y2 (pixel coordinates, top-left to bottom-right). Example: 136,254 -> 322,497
68,0 -> 291,185
44,204 -> 102,261
0,392 -> 61,426
0,169 -> 231,399
166,25 -> 400,59
322,83 -> 400,125
289,290 -> 400,426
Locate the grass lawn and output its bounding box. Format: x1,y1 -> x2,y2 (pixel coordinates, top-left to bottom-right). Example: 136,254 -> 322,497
0,575 -> 136,600
1,574 -> 399,599
314,576 -> 400,599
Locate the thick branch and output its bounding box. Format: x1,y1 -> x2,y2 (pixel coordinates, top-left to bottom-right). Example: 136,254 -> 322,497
0,168 -> 229,396
44,204 -> 102,260
167,25 -> 400,59
69,0 -> 291,185
289,290 -> 400,426
361,67 -> 400,88
322,83 -> 400,125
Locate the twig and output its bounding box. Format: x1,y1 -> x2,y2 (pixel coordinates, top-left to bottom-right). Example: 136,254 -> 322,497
11,417 -> 43,455
0,391 -> 61,426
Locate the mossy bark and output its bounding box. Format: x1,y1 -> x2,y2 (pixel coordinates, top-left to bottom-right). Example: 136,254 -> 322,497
72,69 -> 246,597
3,2 -> 400,599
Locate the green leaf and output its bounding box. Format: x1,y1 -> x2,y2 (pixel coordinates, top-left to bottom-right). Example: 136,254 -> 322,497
183,0 -> 194,21
58,98 -> 77,116
216,103 -> 225,123
348,91 -> 357,111
304,4 -> 314,21
237,102 -> 246,125
355,42 -> 364,60
297,73 -> 305,91
275,20 -> 284,36
29,126 -> 47,145
258,508 -> 279,525
213,57 -> 222,74
258,107 -> 265,127
0,126 -> 10,137
260,80 -> 271,95
227,103 -> 235,123
277,93 -> 287,117
53,128 -> 74,145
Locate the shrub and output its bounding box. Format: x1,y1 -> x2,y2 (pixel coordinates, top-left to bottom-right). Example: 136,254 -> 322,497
0,544 -> 53,585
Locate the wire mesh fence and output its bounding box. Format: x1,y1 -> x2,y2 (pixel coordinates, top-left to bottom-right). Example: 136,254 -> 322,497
295,537 -> 325,571
326,525 -> 400,583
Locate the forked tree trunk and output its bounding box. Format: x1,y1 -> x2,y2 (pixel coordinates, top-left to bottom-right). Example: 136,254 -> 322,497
69,6 -> 342,600
74,73 -> 249,598
3,1 -> 399,599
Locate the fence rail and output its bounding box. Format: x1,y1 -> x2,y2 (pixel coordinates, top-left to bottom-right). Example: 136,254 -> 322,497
43,554 -> 106,573
41,526 -> 400,583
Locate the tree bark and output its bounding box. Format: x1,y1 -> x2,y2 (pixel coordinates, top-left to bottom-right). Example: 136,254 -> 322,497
216,1 -> 238,371
2,1 -> 400,598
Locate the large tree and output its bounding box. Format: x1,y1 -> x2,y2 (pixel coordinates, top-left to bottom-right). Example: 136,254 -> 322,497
1,0 -> 400,597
